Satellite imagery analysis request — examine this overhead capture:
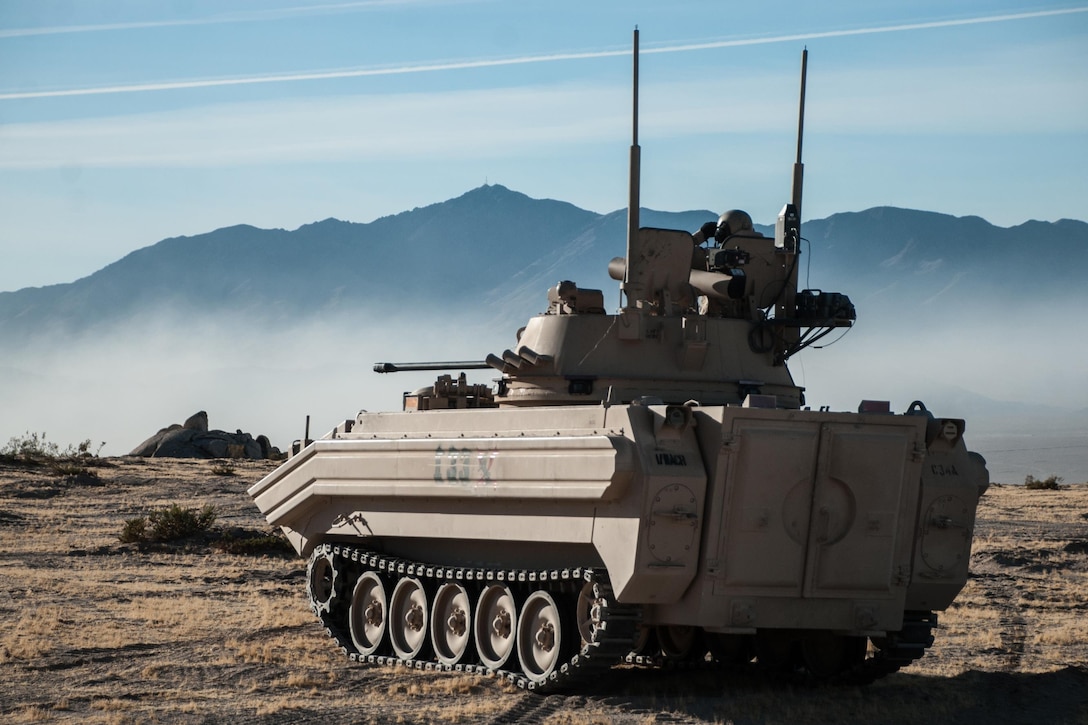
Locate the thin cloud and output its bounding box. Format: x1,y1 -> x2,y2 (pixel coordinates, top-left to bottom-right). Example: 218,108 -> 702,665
1,7 -> 1084,100
3,54 -> 1082,172
0,1 -> 449,39
0,85 -> 633,169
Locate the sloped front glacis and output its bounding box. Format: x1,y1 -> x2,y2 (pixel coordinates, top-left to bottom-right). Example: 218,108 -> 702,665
250,433 -> 633,550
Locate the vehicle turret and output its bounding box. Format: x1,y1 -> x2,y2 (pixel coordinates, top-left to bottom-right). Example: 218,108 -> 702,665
466,46 -> 851,409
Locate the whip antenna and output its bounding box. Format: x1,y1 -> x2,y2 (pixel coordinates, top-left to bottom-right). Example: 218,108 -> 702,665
792,47 -> 808,218
623,27 -> 641,299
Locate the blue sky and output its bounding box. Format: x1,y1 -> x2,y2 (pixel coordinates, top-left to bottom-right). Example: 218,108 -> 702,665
1,0 -> 1086,293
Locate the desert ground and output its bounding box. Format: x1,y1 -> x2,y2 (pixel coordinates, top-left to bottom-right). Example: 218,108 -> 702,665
1,454 -> 1086,725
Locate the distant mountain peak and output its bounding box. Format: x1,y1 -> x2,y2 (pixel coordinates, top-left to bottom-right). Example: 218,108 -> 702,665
455,183 -> 524,202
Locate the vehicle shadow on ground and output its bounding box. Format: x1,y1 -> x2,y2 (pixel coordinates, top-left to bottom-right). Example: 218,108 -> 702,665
556,665 -> 1088,725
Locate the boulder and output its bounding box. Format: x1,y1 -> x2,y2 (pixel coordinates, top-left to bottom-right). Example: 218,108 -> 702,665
128,412 -> 281,459
128,424 -> 182,457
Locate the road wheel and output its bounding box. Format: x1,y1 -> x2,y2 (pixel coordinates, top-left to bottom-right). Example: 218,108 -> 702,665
389,576 -> 429,660
517,590 -> 566,683
348,571 -> 388,656
475,584 -> 517,670
431,582 -> 472,666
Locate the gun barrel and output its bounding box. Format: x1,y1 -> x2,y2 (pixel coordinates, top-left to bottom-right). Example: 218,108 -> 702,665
373,361 -> 492,374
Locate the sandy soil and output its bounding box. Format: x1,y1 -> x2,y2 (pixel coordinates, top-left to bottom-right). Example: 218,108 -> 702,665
1,457 -> 1086,724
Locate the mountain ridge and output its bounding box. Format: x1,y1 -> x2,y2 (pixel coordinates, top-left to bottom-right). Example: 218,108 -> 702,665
1,183 -> 1086,339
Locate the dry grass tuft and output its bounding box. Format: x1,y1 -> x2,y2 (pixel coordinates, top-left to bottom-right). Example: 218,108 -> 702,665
254,695 -> 304,717
223,638 -> 282,665
430,674 -> 484,696
90,698 -> 132,712
282,670 -> 327,688
139,664 -> 166,680
9,706 -> 53,723
1033,616 -> 1088,646
1,605 -> 66,660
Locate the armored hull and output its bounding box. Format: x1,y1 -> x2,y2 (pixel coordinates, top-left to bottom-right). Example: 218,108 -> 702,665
250,397 -> 986,688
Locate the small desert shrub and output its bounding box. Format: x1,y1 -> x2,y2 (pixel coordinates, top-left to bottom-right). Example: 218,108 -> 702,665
1,431 -> 104,462
2,431 -> 61,461
2,432 -> 107,488
119,517 -> 148,543
70,438 -> 106,458
119,503 -> 217,543
119,504 -> 291,555
1024,474 -> 1063,490
149,503 -> 217,539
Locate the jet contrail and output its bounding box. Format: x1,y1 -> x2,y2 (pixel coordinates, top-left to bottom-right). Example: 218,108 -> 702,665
1,7 -> 1084,100
0,1 -> 427,39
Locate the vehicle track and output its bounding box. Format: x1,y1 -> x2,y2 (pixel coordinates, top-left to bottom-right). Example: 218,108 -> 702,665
311,543 -> 644,692
305,544 -> 936,692
972,570 -> 1028,671
24,641 -> 161,672
484,693 -> 570,724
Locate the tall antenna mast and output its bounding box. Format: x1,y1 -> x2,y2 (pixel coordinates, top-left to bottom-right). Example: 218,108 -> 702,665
623,27 -> 640,295
791,47 -> 808,219
776,48 -> 808,256
773,48 -> 809,364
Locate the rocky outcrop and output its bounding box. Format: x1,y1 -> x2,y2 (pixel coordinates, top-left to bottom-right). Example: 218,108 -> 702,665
129,411 -> 281,459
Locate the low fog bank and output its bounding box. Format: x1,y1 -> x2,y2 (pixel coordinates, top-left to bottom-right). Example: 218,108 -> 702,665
795,307 -> 1088,416
2,306 -> 1084,483
794,308 -> 1088,483
0,311 -> 512,458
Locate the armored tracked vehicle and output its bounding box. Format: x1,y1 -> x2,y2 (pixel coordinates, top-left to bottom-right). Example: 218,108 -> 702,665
249,33 -> 989,690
